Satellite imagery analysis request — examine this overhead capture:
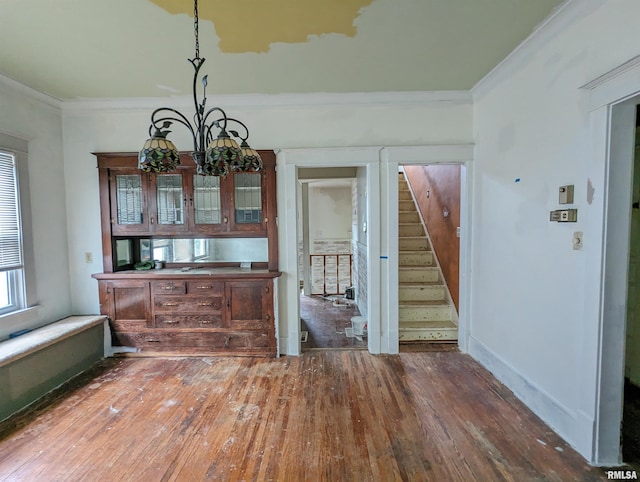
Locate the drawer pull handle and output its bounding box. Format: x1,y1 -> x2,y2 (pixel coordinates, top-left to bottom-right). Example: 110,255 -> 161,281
197,302 -> 213,306
199,320 -> 213,324
224,336 -> 231,348
146,339 -> 160,343
163,302 -> 179,307
196,285 -> 213,289
164,286 -> 178,290
163,320 -> 180,325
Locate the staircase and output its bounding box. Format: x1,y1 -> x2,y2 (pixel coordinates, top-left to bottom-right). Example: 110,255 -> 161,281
398,173 -> 458,342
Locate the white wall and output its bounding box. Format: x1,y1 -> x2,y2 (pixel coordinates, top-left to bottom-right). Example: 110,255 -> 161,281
0,80 -> 72,333
61,95 -> 472,331
470,0 -> 640,463
308,183 -> 352,249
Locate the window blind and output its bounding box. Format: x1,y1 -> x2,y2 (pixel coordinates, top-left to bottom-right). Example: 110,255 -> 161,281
0,151 -> 22,271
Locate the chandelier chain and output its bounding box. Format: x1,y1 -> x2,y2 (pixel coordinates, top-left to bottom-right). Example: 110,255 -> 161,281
193,0 -> 200,59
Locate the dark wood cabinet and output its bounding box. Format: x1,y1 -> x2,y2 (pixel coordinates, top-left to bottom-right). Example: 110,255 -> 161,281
95,273 -> 278,357
98,279 -> 151,331
93,151 -> 280,357
98,152 -> 275,243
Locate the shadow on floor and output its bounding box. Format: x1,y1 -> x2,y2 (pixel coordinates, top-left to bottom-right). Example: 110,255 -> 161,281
300,294 -> 367,350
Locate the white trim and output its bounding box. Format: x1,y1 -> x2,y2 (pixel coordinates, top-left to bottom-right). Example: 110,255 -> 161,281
380,149 -> 399,354
472,0 -> 606,101
457,162 -> 473,353
386,144 -> 475,164
60,91 -> 472,115
279,146 -> 382,167
468,336 -> 578,447
593,98 -> 637,465
582,55 -> 640,110
0,73 -> 62,110
366,161 -> 381,354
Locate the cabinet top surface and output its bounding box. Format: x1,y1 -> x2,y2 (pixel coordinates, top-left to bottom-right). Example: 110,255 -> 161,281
92,268 -> 281,280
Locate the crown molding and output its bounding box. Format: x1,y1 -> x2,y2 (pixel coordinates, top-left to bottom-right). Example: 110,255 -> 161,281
60,90 -> 472,116
472,0 -> 606,101
0,73 -> 62,110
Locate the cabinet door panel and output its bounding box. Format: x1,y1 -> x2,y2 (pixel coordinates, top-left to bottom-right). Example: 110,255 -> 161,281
110,171 -> 149,234
99,279 -> 151,328
148,173 -> 189,234
191,175 -> 227,233
229,172 -> 266,233
226,280 -> 271,329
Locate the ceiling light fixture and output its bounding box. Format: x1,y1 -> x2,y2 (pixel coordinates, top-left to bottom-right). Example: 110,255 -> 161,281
138,0 -> 261,176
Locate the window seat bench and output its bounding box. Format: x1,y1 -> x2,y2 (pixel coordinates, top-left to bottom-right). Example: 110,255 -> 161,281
0,315 -> 108,423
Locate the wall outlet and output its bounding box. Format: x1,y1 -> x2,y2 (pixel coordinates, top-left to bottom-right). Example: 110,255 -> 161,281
85,252 -> 93,263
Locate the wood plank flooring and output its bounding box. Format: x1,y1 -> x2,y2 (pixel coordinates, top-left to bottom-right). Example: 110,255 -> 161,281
0,351 -> 613,481
300,294 -> 366,350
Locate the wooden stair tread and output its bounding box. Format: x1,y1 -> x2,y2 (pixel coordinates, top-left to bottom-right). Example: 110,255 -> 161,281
399,266 -> 438,270
399,300 -> 451,307
399,281 -> 443,287
399,320 -> 457,329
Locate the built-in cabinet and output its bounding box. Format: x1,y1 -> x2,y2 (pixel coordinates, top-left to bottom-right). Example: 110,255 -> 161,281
93,151 -> 279,357
100,152 -> 276,247
95,273 -> 277,356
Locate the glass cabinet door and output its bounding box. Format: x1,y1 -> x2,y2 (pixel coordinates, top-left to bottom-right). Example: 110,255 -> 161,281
233,173 -> 263,229
110,171 -> 149,234
155,174 -> 184,225
193,175 -> 222,225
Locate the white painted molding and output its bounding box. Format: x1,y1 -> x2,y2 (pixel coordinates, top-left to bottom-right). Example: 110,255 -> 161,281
280,144 -> 475,166
385,144 -> 475,164
60,91 -> 472,116
279,146 -> 382,166
472,0 -> 606,101
581,54 -> 640,110
0,73 -> 62,110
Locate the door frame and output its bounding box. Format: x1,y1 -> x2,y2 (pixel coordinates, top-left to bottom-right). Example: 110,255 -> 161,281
277,147 -> 381,355
276,145 -> 473,356
582,59 -> 640,464
383,146 -> 474,353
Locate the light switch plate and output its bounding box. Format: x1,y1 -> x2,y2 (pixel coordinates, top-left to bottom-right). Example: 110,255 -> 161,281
559,185 -> 574,204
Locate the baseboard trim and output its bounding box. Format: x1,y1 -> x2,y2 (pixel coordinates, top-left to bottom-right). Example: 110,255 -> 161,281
468,336 -> 584,457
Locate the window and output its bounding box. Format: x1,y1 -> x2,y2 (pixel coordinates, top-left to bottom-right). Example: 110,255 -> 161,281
0,150 -> 25,315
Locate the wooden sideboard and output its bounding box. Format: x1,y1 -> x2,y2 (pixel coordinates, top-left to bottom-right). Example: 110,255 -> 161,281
93,151 -> 280,357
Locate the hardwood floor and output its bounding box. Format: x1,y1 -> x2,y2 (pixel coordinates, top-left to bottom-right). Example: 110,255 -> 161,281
300,294 -> 367,350
0,352 -> 615,481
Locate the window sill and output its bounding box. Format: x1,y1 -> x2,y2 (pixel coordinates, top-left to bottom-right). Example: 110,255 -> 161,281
0,306 -> 40,341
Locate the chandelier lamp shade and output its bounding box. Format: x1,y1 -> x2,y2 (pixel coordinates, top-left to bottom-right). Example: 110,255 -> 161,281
138,0 -> 262,176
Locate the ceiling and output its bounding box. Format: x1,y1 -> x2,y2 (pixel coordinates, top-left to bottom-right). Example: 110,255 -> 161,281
0,0 -> 565,101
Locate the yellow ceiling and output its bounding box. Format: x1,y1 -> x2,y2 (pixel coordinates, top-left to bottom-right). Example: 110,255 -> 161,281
0,0 -> 565,100
150,0 -> 374,53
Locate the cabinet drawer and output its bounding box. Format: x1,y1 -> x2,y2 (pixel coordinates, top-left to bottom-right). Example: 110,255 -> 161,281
187,281 -> 223,294
154,295 -> 223,313
116,331 -> 272,351
110,319 -> 150,331
155,314 -> 224,329
152,281 -> 187,295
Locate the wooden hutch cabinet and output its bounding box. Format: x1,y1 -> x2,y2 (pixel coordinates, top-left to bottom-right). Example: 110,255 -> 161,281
92,151 -> 280,357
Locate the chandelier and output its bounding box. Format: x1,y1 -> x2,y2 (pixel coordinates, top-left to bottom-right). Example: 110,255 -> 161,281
138,0 -> 262,177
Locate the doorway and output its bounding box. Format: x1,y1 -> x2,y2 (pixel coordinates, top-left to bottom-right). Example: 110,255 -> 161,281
297,170 -> 367,350
621,105 -> 640,465
398,164 -> 461,346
